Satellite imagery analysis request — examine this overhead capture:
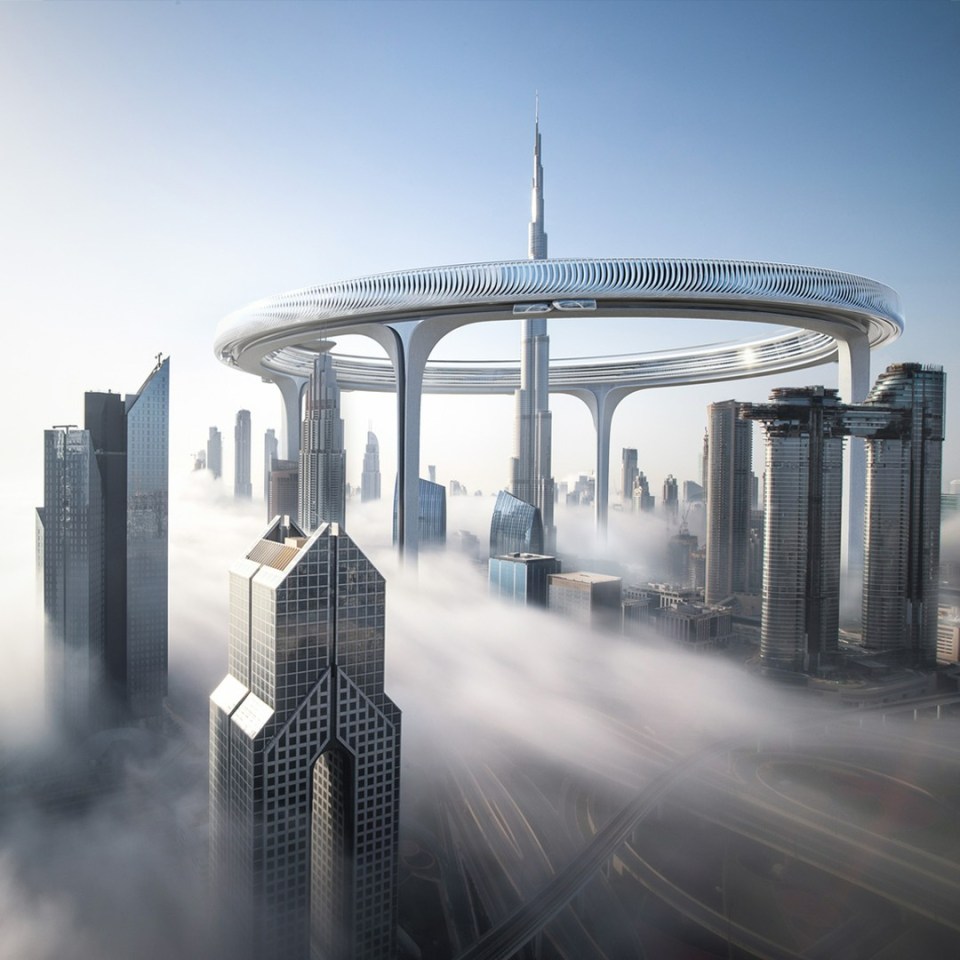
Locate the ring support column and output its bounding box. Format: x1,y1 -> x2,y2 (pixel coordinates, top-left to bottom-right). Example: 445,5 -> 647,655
274,373 -> 307,463
572,386 -> 630,537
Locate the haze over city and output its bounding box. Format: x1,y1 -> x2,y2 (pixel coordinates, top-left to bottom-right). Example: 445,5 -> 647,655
2,2 -> 959,959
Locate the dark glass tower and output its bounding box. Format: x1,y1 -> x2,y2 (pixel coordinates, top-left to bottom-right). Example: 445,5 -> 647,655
77,357 -> 169,722
489,489 -> 544,558
392,477 -> 445,547
705,400 -> 752,605
209,518 -> 401,960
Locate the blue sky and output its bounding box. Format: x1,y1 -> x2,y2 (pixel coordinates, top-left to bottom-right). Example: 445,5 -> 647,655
1,1 -> 957,539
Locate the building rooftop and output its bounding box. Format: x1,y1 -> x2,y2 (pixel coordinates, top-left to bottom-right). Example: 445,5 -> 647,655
551,571 -> 621,585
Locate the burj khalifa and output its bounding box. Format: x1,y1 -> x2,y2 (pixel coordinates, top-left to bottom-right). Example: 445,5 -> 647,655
507,104 -> 556,552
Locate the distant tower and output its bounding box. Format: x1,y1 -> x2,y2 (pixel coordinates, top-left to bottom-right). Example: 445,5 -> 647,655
361,430 -> 382,502
489,489 -> 544,557
705,401 -> 752,605
70,357 -> 170,723
263,428 -> 278,500
621,448 -> 638,503
662,474 -> 679,519
234,410 -> 252,499
857,364 -> 945,664
207,426 -> 223,480
506,100 -> 556,552
393,477 -> 446,548
631,471 -> 654,513
744,388 -> 845,672
210,518 -> 401,960
299,353 -> 346,531
42,427 -> 104,729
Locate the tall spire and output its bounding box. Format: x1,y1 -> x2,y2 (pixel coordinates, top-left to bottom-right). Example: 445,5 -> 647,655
528,93 -> 547,260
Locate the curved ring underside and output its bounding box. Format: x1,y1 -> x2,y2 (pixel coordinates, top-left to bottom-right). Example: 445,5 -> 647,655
215,258 -> 903,391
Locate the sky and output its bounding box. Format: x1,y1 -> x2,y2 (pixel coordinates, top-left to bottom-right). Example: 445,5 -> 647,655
1,0 -> 958,542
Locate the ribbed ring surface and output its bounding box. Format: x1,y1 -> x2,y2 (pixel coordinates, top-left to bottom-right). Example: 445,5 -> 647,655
215,258 -> 902,389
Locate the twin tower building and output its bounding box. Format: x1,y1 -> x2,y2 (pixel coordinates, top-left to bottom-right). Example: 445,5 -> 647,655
706,362 -> 945,673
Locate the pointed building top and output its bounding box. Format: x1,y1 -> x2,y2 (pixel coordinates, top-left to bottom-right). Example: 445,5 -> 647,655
528,95 -> 547,260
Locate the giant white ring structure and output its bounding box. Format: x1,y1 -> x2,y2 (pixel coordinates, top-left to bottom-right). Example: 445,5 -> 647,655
216,257 -> 902,560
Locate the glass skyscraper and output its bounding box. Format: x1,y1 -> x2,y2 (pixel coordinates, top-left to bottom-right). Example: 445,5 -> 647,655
705,400 -> 752,605
744,387 -> 845,672
621,448 -> 638,503
42,357 -> 169,725
489,489 -> 544,558
489,553 -> 560,606
392,477 -> 445,547
42,427 -> 104,730
855,364 -> 945,664
209,518 -> 400,960
299,353 -> 346,531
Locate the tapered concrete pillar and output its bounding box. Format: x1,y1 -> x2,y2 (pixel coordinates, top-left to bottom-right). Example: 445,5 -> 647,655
273,373 -> 307,463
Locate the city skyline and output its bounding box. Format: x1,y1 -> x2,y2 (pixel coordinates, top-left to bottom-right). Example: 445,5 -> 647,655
2,4 -> 960,956
3,3 -> 958,556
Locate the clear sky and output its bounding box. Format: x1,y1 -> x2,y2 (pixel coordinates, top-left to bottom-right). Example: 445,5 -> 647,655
1,0 -> 958,545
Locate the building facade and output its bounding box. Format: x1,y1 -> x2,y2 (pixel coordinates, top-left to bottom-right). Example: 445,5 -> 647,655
299,353 -> 346,531
235,410 -> 253,499
361,431 -> 381,503
855,364 -> 945,664
548,571 -> 622,632
210,518 -> 400,960
705,400 -> 752,605
744,387 -> 845,672
489,553 -> 561,606
42,427 -> 104,730
489,489 -> 544,557
392,477 -> 446,548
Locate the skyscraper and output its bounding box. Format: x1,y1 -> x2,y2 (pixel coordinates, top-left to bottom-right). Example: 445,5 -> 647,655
489,553 -> 561,606
361,430 -> 381,502
631,471 -> 654,513
392,477 -> 445,548
506,103 -> 556,552
42,427 -> 104,730
744,388 -> 845,672
209,518 -> 400,960
705,400 -> 752,605
264,427 -> 278,500
74,357 -> 169,722
662,474 -> 679,519
489,489 -> 544,557
855,364 -> 945,664
299,352 -> 346,531
208,426 -> 223,480
621,448 -> 638,503
235,409 -> 252,499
